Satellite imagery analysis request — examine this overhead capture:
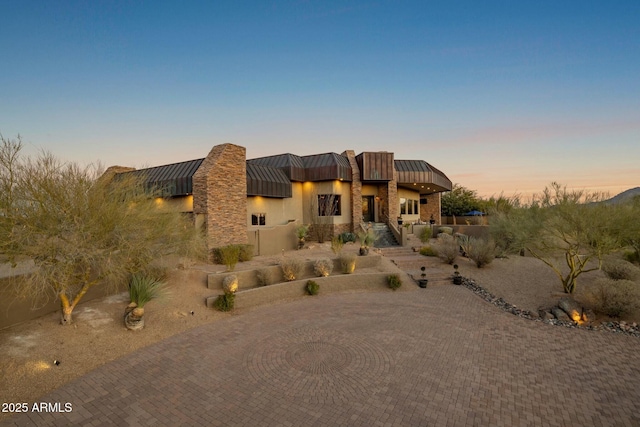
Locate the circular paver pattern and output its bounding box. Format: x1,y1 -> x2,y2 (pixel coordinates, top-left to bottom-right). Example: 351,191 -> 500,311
245,326 -> 391,400
2,286 -> 640,427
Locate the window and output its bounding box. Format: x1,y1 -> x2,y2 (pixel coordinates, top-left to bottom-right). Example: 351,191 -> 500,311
401,198 -> 419,215
251,213 -> 266,226
318,194 -> 341,216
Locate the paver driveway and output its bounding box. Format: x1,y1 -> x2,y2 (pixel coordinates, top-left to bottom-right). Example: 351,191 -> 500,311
4,285 -> 640,426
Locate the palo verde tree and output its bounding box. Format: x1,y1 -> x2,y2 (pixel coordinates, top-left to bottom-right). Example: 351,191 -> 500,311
490,182 -> 628,294
0,134 -> 205,325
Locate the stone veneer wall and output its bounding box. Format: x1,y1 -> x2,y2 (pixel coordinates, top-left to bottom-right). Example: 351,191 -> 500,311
379,170 -> 399,226
192,144 -> 248,257
420,192 -> 442,224
343,150 -> 362,232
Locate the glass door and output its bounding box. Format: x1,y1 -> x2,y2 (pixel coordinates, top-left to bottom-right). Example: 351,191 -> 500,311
362,196 -> 374,223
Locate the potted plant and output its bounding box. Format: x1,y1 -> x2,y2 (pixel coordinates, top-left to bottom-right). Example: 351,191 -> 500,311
452,264 -> 462,285
418,266 -> 428,288
357,228 -> 376,256
295,224 -> 309,249
397,216 -> 403,226
125,274 -> 167,331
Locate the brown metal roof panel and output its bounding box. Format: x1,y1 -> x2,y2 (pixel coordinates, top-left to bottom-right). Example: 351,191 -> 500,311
119,158 -> 205,196
246,164 -> 292,198
248,153 -> 305,181
395,159 -> 431,173
302,153 -> 352,181
427,162 -> 452,191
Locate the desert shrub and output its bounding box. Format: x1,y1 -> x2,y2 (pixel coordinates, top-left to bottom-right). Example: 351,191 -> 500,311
140,264 -> 169,281
340,253 -> 357,274
222,275 -> 239,294
438,226 -> 453,235
584,278 -> 640,318
466,237 -> 496,268
419,227 -> 432,243
602,259 -> 640,281
623,250 -> 640,265
339,232 -> 357,243
387,274 -> 402,291
419,246 -> 438,257
331,236 -> 344,255
256,268 -> 273,286
280,258 -> 305,281
213,292 -> 235,312
237,244 -> 254,262
313,258 -> 334,277
433,234 -> 458,264
306,280 -> 319,295
213,245 -> 241,271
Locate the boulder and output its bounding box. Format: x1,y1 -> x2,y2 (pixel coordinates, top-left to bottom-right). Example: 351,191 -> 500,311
558,297 -> 582,322
551,306 -> 570,321
538,309 -> 554,321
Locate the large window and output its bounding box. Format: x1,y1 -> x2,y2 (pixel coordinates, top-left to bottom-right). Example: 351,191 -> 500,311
318,194 -> 341,216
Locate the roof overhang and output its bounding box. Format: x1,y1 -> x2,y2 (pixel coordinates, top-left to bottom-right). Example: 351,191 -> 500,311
395,160 -> 452,194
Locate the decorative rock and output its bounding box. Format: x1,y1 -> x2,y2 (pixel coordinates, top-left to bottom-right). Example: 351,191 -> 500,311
551,307 -> 570,321
558,297 -> 582,322
459,277 -> 640,338
582,309 -> 595,323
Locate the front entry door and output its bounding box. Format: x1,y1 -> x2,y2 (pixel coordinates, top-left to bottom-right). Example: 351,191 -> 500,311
362,196 -> 375,223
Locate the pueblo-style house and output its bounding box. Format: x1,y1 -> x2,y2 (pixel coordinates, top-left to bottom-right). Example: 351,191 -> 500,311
109,144 -> 452,256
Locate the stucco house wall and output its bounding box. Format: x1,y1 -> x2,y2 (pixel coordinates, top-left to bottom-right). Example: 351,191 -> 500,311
247,182 -> 304,228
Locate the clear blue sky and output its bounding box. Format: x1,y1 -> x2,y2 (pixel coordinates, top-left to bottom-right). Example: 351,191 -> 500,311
1,0 -> 638,198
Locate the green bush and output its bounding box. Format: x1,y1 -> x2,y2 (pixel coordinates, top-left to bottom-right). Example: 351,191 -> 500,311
237,244 -> 254,262
212,245 -> 240,271
585,278 -> 640,318
339,232 -> 356,243
306,280 -> 319,295
280,257 -> 305,281
212,244 -> 253,269
602,259 -> 640,281
466,237 -> 496,268
419,246 -> 438,257
256,268 -> 273,286
213,292 -> 235,312
387,274 -> 402,291
433,234 -> 458,264
419,227 -> 432,243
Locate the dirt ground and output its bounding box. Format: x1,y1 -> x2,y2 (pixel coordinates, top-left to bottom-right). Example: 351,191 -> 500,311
0,241 -> 636,417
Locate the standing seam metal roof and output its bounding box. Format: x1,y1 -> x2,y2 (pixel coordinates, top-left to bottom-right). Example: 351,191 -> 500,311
121,158 -> 205,196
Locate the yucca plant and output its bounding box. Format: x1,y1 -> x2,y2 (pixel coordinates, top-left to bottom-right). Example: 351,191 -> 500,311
127,274 -> 167,318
